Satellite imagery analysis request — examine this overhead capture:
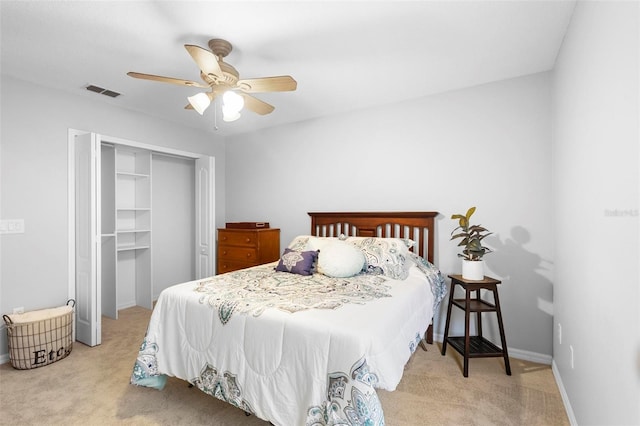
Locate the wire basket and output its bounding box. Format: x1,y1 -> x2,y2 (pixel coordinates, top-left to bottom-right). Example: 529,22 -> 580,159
2,300 -> 75,370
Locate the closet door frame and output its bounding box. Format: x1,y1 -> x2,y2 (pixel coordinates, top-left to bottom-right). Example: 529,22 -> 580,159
68,129 -> 215,346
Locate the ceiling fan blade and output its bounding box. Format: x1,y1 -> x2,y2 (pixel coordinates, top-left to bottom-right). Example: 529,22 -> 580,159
127,72 -> 208,88
239,93 -> 275,115
184,44 -> 224,81
237,76 -> 297,93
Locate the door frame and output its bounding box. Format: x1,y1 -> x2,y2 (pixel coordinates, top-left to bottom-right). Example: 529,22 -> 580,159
67,129 -> 215,337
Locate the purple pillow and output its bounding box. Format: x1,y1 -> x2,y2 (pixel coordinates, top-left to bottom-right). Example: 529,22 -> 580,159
275,248 -> 318,276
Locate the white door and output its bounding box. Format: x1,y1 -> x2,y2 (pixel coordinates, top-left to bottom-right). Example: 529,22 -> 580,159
74,132 -> 102,346
195,156 -> 215,278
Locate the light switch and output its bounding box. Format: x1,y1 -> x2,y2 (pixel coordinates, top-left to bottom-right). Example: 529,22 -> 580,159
0,219 -> 25,234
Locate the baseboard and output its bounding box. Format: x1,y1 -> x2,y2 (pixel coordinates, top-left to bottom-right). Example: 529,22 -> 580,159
552,360 -> 578,426
508,347 -> 552,365
118,302 -> 138,311
433,333 -> 552,364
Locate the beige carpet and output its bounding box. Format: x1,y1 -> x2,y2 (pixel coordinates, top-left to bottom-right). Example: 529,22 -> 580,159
0,306 -> 569,425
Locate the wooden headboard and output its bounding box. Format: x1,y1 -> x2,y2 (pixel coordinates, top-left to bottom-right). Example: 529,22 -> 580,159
308,211 -> 438,264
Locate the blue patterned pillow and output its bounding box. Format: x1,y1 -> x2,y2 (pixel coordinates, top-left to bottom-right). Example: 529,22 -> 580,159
344,237 -> 413,280
275,248 -> 319,276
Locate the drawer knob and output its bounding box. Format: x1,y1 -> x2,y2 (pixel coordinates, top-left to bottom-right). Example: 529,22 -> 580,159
223,250 -> 227,255
246,253 -> 252,258
222,236 -> 227,241
245,238 -> 251,243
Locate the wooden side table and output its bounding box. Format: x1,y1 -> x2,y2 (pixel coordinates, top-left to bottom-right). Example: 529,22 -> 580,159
441,274 -> 511,377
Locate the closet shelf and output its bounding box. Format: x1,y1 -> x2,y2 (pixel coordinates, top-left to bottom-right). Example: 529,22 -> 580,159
117,245 -> 150,252
117,207 -> 151,211
116,171 -> 149,178
117,229 -> 151,234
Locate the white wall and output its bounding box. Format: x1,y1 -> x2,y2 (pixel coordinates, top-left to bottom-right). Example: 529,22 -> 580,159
552,1 -> 639,424
0,75 -> 226,358
226,72 -> 554,360
152,153 -> 195,299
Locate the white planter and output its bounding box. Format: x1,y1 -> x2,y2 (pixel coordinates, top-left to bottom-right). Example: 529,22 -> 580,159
462,259 -> 484,280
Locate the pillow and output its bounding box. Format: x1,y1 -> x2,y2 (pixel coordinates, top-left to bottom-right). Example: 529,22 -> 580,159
400,238 -> 416,250
344,236 -> 415,252
275,248 -> 319,276
314,241 -> 365,278
306,236 -> 338,250
344,237 -> 413,280
287,235 -> 312,251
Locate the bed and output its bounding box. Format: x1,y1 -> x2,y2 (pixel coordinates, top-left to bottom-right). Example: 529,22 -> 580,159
131,211 -> 446,425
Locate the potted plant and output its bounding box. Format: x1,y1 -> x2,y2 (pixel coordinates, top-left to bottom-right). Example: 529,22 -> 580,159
450,206 -> 492,280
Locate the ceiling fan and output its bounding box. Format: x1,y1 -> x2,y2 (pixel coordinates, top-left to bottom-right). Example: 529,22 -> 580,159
127,38 -> 297,121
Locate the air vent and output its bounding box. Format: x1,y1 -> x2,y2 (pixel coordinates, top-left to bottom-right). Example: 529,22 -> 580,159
85,84 -> 121,98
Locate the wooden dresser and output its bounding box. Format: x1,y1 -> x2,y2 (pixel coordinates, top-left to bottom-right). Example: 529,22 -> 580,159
217,228 -> 281,274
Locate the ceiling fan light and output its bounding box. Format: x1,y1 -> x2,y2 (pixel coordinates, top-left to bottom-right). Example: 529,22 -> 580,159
187,92 -> 211,115
222,108 -> 241,122
222,90 -> 244,113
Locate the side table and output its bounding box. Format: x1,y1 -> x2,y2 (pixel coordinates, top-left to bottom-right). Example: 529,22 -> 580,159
441,274 -> 511,377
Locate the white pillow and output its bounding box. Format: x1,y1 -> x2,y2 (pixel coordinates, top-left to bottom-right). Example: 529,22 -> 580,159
313,240 -> 365,278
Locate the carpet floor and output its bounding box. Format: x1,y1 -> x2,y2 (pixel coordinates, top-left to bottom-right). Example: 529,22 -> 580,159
0,306 -> 569,425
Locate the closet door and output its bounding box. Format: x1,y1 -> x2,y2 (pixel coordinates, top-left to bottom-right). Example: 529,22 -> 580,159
196,156 -> 215,278
74,133 -> 101,347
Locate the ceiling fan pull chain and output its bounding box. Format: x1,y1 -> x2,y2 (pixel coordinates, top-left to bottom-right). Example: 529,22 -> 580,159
213,97 -> 219,131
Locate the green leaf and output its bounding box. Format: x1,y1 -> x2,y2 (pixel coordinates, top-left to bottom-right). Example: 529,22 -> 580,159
465,206 -> 476,220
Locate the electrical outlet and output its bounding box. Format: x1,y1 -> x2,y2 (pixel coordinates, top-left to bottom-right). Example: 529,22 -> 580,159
558,323 -> 562,344
1,219 -> 25,234
570,345 -> 574,369
13,307 -> 24,314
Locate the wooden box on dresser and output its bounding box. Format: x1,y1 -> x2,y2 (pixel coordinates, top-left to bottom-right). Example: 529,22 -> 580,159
217,228 -> 281,274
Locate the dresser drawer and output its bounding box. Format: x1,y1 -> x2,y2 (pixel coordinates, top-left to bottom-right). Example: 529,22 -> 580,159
218,230 -> 259,247
217,259 -> 256,275
218,246 -> 258,262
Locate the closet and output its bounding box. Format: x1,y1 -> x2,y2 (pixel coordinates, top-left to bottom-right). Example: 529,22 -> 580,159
72,131 -> 215,346
101,145 -> 153,318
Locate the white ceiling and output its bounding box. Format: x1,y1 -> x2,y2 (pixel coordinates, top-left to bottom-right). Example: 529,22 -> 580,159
0,1 -> 576,137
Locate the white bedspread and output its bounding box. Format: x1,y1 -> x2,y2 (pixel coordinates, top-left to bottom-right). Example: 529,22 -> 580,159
132,261 -> 442,425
